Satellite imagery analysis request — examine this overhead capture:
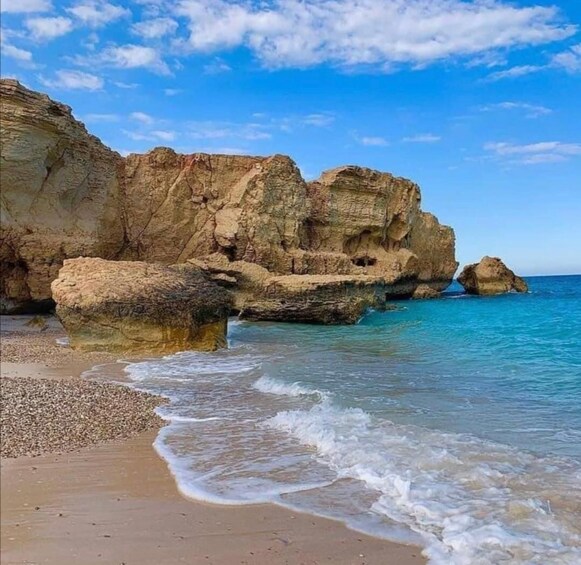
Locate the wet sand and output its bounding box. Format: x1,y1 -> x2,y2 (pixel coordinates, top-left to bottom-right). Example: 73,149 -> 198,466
1,316 -> 426,564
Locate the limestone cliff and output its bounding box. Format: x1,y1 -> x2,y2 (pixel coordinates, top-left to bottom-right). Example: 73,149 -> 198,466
0,79 -> 124,312
1,80 -> 458,317
119,149 -> 307,274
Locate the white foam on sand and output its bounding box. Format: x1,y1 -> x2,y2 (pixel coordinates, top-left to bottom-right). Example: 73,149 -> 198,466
264,400 -> 581,565
117,350 -> 581,565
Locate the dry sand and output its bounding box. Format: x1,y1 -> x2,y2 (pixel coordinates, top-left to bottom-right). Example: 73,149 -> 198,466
1,315 -> 426,565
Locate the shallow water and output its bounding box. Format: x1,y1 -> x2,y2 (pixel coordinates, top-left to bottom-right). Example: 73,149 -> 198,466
98,275 -> 581,564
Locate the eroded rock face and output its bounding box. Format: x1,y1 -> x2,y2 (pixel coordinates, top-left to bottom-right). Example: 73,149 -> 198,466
240,275 -> 385,324
457,257 -> 528,296
298,166 -> 458,292
119,149 -> 307,274
0,79 -> 124,313
52,258 -> 231,353
1,80 -> 459,320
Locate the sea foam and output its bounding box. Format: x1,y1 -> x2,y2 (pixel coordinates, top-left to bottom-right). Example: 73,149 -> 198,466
114,277 -> 581,565
264,399 -> 581,564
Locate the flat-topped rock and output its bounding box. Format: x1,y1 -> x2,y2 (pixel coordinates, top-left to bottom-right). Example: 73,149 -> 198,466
457,256 -> 528,296
239,274 -> 387,324
51,258 -> 231,353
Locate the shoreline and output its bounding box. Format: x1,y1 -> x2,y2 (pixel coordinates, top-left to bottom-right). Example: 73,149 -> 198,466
1,315 -> 426,564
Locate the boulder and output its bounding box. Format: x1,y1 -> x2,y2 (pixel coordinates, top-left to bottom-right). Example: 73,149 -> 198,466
51,258 -> 231,353
457,257 -> 528,296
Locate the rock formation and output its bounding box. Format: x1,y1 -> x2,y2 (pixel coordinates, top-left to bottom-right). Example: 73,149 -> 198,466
457,257 -> 528,295
52,258 -> 231,353
1,79 -> 459,322
0,79 -> 124,313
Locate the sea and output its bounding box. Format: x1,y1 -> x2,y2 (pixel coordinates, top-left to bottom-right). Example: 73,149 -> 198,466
93,275 -> 581,564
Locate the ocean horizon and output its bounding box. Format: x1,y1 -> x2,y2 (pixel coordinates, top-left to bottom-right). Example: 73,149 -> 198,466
88,274 -> 581,565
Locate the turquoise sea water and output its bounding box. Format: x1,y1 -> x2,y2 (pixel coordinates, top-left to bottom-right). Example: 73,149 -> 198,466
100,275 -> 581,564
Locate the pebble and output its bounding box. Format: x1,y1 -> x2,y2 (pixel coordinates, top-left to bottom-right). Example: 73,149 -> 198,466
1,376 -> 165,458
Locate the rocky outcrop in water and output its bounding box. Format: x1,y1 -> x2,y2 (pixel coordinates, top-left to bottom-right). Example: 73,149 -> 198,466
1,79 -> 458,321
457,256 -> 528,295
52,258 -> 230,353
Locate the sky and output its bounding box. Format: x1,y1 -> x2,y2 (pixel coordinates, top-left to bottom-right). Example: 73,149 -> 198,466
1,0 -> 580,276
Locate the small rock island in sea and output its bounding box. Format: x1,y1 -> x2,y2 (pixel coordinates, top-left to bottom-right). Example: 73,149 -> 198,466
457,256 -> 529,295
0,79 -> 526,352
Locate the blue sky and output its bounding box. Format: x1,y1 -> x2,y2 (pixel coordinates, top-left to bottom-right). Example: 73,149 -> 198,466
1,0 -> 580,275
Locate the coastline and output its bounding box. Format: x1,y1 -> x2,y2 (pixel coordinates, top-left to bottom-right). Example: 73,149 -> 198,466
1,316 -> 426,565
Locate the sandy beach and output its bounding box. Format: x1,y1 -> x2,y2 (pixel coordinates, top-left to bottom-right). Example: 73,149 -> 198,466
1,316 -> 425,565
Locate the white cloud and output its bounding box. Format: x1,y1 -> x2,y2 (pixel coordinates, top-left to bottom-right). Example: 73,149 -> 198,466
113,81 -> 139,89
480,102 -> 552,118
164,88 -> 182,96
1,42 -> 33,61
151,130 -> 176,141
131,17 -> 178,39
203,57 -> 232,74
551,43 -> 581,73
356,136 -> 388,146
1,0 -> 52,13
487,65 -> 544,81
302,113 -> 335,127
187,121 -> 271,141
259,113 -> 336,132
39,69 -> 104,90
130,111 -> 155,124
75,44 -> 170,74
26,17 -> 74,41
123,130 -> 151,141
487,43 -> 580,80
67,1 -> 130,27
484,141 -> 581,164
84,113 -> 120,122
82,32 -> 100,51
123,129 -> 177,142
174,0 -> 575,70
403,133 -> 441,143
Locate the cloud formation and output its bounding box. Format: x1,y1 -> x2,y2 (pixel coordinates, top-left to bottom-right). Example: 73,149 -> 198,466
74,44 -> 170,74
131,17 -> 178,39
356,136 -> 388,146
66,1 -> 130,28
480,102 -> 552,118
485,141 -> 581,164
26,16 -> 73,41
174,0 -> 575,70
487,43 -> 581,80
39,69 -> 104,90
1,0 -> 51,13
552,43 -> 581,73
1,33 -> 33,61
403,134 -> 441,143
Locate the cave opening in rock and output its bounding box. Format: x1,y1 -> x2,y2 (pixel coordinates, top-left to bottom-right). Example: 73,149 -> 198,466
352,256 -> 377,267
222,246 -> 237,261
